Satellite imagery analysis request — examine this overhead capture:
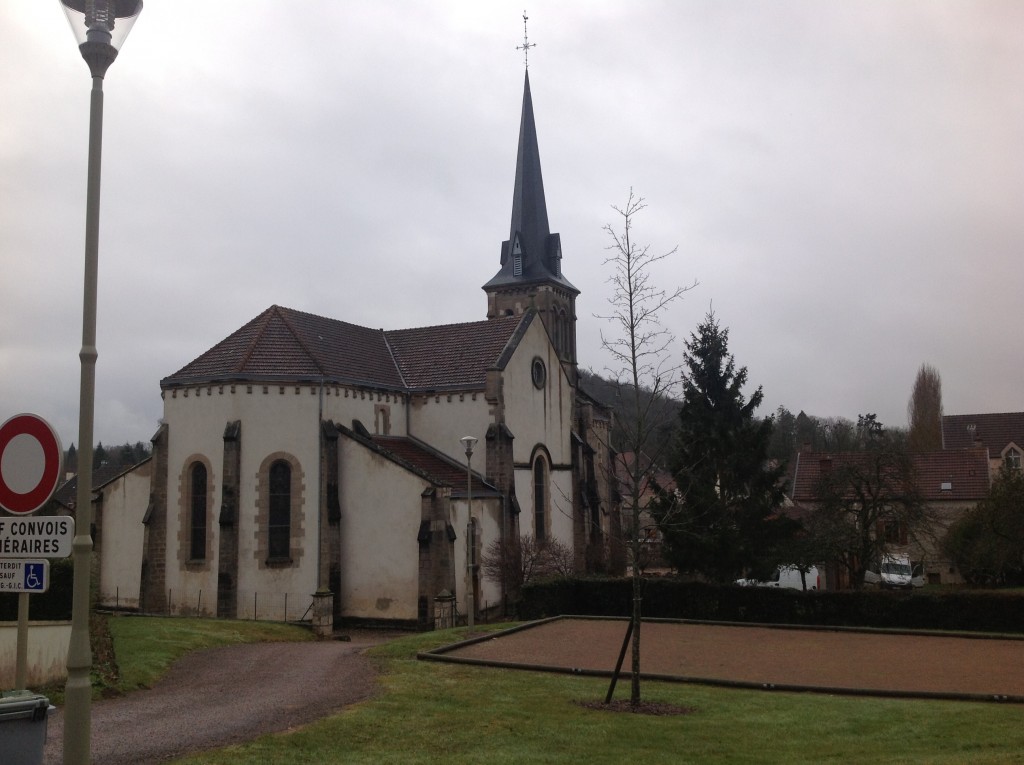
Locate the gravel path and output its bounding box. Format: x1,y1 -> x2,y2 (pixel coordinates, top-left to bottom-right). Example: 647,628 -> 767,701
43,634 -> 390,765
443,618 -> 1024,700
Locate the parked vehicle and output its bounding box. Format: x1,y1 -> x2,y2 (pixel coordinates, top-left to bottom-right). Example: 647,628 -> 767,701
735,565 -> 820,591
864,553 -> 925,589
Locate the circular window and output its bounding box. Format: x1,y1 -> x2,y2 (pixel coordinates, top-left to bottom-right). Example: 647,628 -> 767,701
531,357 -> 546,389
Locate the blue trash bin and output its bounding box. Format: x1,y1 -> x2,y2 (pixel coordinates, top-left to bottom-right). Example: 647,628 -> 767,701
0,691 -> 54,765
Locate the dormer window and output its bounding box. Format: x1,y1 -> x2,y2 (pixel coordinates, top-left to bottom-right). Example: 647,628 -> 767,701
1005,447 -> 1021,471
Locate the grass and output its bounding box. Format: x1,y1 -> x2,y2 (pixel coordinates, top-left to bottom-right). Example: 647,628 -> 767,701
108,615 -> 313,692
147,623 -> 1024,765
37,614 -> 312,705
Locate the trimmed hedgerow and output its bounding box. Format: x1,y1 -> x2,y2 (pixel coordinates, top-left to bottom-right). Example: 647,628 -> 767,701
520,577 -> 1024,634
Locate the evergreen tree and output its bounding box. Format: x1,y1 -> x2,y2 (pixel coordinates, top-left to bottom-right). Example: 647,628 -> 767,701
654,311 -> 793,581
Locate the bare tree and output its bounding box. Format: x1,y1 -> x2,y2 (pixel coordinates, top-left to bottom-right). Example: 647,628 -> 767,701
809,416 -> 931,588
907,363 -> 943,451
595,189 -> 696,708
481,534 -> 574,605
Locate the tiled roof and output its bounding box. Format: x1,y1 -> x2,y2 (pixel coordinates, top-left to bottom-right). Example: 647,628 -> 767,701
162,305 -> 529,392
385,315 -> 528,390
790,449 -> 990,503
942,412 -> 1024,453
370,436 -> 496,495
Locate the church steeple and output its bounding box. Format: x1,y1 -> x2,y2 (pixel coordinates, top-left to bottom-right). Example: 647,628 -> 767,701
484,67 -> 578,380
485,70 -> 577,296
508,70 -> 550,277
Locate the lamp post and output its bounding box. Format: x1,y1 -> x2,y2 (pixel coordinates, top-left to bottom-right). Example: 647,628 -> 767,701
459,435 -> 478,628
59,2 -> 142,763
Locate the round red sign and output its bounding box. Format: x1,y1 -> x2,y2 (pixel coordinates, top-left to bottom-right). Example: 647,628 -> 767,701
0,414 -> 64,516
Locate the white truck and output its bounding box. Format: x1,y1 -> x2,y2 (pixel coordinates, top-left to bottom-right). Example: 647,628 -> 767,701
735,565 -> 820,591
864,553 -> 924,589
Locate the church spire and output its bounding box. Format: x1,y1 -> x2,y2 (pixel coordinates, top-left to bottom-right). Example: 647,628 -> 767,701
508,69 -> 550,274
484,57 -> 578,378
484,69 -> 577,295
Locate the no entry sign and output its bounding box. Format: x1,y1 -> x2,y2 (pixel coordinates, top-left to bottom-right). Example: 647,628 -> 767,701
0,414 -> 64,516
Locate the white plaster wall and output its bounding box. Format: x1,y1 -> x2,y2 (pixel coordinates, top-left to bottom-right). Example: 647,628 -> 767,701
0,622 -> 70,687
97,460 -> 152,610
408,394 -> 491,464
338,441 -> 426,621
321,387 -> 408,436
163,385 -> 327,619
450,496 -> 504,613
503,321 -> 575,549
514,468 -> 575,545
503,321 -> 573,466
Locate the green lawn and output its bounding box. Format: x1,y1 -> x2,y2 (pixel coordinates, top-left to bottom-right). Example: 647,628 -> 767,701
108,615 -> 313,692
125,623 -> 1024,765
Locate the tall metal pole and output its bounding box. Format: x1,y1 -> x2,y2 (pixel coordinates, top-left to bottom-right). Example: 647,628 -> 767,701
460,436 -> 477,628
65,48 -> 115,765
466,447 -> 474,628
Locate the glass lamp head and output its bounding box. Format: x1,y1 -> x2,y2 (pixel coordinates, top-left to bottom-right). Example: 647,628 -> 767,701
61,0 -> 143,50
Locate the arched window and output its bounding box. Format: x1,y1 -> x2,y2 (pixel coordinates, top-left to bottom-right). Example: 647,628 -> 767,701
533,457 -> 548,542
189,462 -> 207,560
268,460 -> 291,560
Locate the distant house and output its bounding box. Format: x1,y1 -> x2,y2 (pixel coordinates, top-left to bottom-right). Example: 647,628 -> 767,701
942,412 -> 1024,477
614,451 -> 675,571
789,448 -> 990,586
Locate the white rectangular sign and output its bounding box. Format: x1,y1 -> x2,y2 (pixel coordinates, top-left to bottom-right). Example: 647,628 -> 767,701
0,559 -> 49,593
0,516 -> 75,558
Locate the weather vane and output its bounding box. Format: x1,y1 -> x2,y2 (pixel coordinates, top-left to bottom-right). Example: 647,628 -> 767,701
516,11 -> 535,69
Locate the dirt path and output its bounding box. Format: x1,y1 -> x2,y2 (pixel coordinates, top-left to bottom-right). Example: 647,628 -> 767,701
43,634 -> 389,765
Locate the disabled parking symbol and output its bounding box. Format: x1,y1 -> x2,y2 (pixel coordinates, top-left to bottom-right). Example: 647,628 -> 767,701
24,563 -> 44,591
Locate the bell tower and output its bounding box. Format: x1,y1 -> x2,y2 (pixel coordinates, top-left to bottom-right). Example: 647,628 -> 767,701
483,69 -> 579,384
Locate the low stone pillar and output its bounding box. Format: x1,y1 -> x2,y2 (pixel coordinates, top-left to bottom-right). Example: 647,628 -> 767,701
434,589 -> 456,630
311,589 -> 334,638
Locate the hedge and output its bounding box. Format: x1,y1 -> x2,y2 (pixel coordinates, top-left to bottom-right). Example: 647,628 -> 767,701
520,577 -> 1024,634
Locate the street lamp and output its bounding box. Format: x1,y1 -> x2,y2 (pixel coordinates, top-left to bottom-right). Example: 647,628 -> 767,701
60,2 -> 142,763
459,435 -> 478,628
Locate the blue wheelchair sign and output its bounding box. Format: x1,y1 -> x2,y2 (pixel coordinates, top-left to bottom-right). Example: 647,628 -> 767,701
24,562 -> 45,591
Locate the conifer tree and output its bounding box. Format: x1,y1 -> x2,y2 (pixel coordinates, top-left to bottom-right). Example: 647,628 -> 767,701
655,310 -> 792,581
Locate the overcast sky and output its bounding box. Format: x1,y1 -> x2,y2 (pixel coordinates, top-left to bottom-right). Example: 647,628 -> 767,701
2,1 -> 1022,450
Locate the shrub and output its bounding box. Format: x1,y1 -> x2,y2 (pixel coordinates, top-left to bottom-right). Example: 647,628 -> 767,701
520,576 -> 1024,633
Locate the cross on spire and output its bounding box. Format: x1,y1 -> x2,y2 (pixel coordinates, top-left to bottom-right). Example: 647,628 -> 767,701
516,11 -> 535,69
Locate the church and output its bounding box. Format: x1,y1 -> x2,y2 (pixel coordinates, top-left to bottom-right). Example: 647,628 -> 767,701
93,71 -> 619,629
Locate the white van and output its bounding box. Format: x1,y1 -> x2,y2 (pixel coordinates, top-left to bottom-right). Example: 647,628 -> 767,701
736,565 -> 820,591
864,554 -> 924,589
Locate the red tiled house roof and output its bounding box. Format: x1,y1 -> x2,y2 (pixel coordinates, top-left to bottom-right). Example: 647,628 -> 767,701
162,305 -> 532,393
790,449 -> 990,503
942,412 -> 1024,454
